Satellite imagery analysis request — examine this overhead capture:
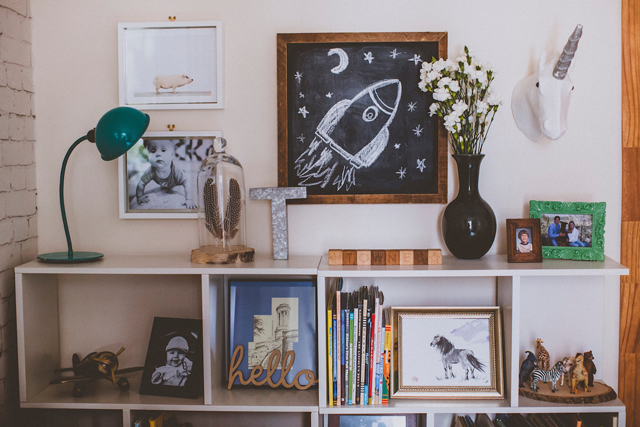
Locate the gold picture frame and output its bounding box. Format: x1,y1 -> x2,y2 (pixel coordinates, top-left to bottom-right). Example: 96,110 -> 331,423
391,306 -> 504,399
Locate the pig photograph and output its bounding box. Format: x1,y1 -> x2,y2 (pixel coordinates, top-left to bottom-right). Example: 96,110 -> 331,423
119,22 -> 221,108
153,74 -> 194,94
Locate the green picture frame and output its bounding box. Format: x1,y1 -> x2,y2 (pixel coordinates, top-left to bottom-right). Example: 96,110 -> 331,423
529,200 -> 606,261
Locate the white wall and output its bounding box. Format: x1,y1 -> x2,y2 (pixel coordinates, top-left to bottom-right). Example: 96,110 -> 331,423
31,0 -> 622,261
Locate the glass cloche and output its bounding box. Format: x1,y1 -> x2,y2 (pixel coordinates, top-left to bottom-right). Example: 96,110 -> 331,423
191,138 -> 254,264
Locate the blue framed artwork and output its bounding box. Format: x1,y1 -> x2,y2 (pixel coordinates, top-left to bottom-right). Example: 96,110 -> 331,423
229,280 -> 317,386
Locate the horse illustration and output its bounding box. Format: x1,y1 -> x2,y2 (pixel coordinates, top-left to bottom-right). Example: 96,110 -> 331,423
430,335 -> 486,380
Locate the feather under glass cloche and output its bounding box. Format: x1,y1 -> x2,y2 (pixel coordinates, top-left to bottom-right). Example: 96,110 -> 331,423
191,137 -> 254,264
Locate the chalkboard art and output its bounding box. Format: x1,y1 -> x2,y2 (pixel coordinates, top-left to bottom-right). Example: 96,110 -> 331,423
277,32 -> 448,204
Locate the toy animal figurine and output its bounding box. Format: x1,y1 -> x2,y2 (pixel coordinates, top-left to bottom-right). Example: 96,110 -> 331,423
530,360 -> 569,393
49,347 -> 143,397
536,338 -> 550,370
519,351 -> 537,388
583,350 -> 597,387
560,356 -> 573,387
570,353 -> 590,393
511,25 -> 583,142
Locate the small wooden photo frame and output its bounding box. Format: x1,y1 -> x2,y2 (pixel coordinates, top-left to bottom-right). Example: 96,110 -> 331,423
506,218 -> 542,263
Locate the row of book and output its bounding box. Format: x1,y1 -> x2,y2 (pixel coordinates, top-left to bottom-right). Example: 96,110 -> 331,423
459,412 -> 618,427
327,283 -> 391,406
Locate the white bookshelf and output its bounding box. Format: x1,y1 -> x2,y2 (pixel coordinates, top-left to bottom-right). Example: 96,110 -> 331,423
14,254 -> 627,426
317,254 -> 628,427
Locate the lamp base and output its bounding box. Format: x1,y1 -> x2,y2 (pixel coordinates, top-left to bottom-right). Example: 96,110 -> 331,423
37,251 -> 104,263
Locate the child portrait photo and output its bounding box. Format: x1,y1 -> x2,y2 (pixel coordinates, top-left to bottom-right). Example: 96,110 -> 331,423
140,317 -> 203,399
506,218 -> 542,263
119,131 -> 221,218
515,227 -> 533,254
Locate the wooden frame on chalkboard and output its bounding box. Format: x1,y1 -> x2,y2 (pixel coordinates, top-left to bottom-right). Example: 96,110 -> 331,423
277,32 -> 448,204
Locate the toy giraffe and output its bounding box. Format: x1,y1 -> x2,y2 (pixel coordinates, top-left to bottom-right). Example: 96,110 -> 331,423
536,338 -> 550,370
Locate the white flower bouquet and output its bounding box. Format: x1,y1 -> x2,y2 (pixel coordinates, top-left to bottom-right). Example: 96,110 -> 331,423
419,46 -> 501,155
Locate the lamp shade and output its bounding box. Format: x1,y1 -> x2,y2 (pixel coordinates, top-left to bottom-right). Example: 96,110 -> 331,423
94,107 -> 150,161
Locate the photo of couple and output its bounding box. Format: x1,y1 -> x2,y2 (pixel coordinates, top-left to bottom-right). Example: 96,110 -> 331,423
540,214 -> 592,248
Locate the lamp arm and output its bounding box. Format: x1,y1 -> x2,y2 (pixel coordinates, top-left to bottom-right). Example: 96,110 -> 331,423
59,135 -> 89,257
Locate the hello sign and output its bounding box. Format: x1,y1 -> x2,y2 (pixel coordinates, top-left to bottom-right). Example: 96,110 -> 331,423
227,345 -> 318,390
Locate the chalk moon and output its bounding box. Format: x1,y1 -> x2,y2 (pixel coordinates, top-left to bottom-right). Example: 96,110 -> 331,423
328,48 -> 349,74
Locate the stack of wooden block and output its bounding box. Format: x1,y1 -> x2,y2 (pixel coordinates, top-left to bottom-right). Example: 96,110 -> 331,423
328,249 -> 442,266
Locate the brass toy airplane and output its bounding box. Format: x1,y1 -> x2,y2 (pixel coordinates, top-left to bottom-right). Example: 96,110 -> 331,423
50,347 -> 143,397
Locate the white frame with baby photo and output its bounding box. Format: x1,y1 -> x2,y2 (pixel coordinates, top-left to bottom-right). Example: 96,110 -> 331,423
139,317 -> 203,399
118,21 -> 223,110
118,131 -> 221,219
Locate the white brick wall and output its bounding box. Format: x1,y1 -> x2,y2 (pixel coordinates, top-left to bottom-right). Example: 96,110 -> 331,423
0,0 -> 35,424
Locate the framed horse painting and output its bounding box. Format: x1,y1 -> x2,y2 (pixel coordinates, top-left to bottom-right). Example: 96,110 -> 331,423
390,306 -> 504,399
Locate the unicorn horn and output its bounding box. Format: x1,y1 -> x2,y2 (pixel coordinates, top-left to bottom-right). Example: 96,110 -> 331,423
553,24 -> 583,80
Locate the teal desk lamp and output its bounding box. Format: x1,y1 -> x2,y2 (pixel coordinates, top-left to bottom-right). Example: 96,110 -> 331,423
38,107 -> 150,263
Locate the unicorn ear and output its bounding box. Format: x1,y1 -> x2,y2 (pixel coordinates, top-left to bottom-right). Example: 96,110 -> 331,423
538,51 -> 547,71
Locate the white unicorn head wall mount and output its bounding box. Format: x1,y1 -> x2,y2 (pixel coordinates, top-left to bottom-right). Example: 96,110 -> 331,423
511,25 -> 583,142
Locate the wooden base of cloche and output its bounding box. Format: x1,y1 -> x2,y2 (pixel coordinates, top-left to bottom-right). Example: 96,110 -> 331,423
519,380 -> 617,404
191,246 -> 255,264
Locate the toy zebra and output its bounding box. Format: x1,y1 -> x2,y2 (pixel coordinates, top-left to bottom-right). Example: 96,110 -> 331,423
530,360 -> 569,393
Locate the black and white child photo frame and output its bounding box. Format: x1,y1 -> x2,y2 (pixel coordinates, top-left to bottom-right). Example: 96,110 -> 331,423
139,317 -> 203,399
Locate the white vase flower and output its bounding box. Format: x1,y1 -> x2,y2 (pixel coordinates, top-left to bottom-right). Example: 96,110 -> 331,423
419,46 -> 501,154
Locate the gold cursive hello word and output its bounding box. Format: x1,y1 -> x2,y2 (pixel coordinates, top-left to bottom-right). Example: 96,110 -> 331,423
227,345 -> 318,390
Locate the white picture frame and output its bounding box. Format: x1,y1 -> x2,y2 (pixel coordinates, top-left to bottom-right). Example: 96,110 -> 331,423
118,21 -> 223,110
118,131 -> 221,219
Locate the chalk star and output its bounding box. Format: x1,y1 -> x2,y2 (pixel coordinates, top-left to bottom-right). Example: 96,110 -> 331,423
297,134 -> 306,143
390,48 -> 400,59
413,125 -> 423,137
299,92 -> 305,98
364,52 -> 374,64
396,167 -> 407,180
409,54 -> 423,65
326,92 -> 333,98
394,143 -> 400,149
408,102 -> 417,112
417,158 -> 426,172
298,106 -> 309,118
294,71 -> 303,83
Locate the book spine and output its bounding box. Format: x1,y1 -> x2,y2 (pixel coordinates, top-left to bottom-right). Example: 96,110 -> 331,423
374,301 -> 383,405
332,312 -> 337,405
353,301 -> 359,404
355,290 -> 362,404
365,291 -> 372,404
359,295 -> 368,404
340,293 -> 346,405
336,290 -> 341,406
327,307 -> 333,406
368,290 -> 376,405
382,314 -> 391,404
348,302 -> 354,405
373,293 -> 382,404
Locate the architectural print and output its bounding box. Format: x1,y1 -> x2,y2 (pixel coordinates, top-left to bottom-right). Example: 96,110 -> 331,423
248,297 -> 299,369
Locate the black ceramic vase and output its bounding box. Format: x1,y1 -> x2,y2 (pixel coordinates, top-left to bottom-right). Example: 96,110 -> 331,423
442,154 -> 496,259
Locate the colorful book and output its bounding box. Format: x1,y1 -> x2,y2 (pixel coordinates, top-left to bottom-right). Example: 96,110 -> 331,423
382,308 -> 391,404
340,292 -> 346,405
327,302 -> 333,406
348,294 -> 354,405
336,287 -> 341,406
359,288 -> 368,404
332,309 -> 337,405
352,291 -> 359,404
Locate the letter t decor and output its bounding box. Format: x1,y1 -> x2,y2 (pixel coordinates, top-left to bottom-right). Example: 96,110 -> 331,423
249,187 -> 307,260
